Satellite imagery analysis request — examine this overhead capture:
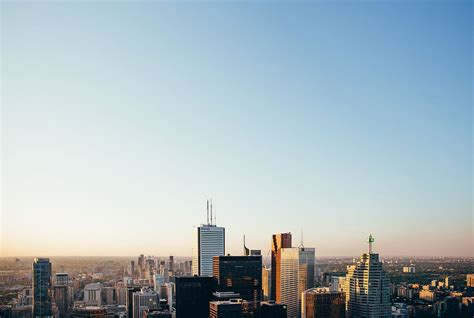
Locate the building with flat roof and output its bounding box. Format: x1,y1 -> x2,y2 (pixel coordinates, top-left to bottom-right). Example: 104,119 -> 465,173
33,258 -> 53,318
175,276 -> 216,318
212,255 -> 262,304
209,300 -> 242,318
132,287 -> 159,318
271,233 -> 292,302
280,247 -> 315,318
302,288 -> 345,318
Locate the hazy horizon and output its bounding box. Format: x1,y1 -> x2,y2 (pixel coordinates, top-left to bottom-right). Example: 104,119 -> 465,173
1,1 -> 472,258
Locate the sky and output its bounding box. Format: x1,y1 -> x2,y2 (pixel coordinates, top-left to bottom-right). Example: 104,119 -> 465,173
0,1 -> 472,258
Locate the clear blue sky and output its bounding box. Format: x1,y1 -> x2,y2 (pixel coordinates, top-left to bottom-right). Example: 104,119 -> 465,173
1,1 -> 472,257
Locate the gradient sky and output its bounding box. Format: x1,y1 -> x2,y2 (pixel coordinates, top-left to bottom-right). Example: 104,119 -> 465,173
1,1 -> 472,257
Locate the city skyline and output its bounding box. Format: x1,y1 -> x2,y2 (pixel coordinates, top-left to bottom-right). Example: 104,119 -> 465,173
2,1 -> 472,258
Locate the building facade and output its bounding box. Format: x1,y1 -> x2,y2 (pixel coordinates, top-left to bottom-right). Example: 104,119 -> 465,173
262,267 -> 271,301
260,301 -> 287,318
84,283 -> 102,306
132,287 -> 160,318
192,224 -> 225,277
53,286 -> 68,317
175,276 -> 216,318
212,255 -> 262,304
33,258 -> 53,318
301,288 -> 345,318
271,233 -> 292,302
209,300 -> 242,318
343,235 -> 391,318
279,247 -> 315,318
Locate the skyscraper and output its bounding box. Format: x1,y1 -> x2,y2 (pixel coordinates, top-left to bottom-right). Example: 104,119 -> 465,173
301,288 -> 345,318
127,286 -> 142,318
343,235 -> 391,318
212,255 -> 262,304
53,286 -> 68,317
271,232 -> 292,302
279,247 -> 315,318
33,258 -> 53,318
138,255 -> 145,278
54,273 -> 69,318
192,200 -> 225,276
175,276 -> 216,318
132,287 -> 160,318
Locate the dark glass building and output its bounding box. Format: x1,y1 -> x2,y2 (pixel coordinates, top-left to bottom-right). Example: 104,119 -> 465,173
209,300 -> 242,318
126,286 -> 141,318
260,301 -> 287,318
212,255 -> 262,304
175,276 -> 216,318
33,258 -> 53,318
0,306 -> 12,318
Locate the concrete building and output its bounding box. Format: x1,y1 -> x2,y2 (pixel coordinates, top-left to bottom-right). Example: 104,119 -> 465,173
102,287 -> 114,305
132,287 -> 160,318
84,283 -> 102,306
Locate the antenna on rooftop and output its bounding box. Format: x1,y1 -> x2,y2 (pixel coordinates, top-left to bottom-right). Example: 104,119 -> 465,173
210,199 -> 213,225
299,228 -> 305,249
206,200 -> 210,225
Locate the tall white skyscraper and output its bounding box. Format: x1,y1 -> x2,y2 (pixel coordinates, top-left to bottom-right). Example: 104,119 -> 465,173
192,200 -> 225,276
343,235 -> 391,318
279,246 -> 315,318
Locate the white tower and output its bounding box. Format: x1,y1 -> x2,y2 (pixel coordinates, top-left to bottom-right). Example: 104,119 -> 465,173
279,247 -> 315,318
192,200 -> 225,276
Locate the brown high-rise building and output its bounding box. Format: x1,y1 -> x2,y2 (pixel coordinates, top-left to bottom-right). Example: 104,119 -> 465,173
270,232 -> 292,302
302,288 -> 345,318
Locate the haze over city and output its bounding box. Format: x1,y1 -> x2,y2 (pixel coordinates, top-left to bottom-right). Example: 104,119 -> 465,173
1,1 -> 472,258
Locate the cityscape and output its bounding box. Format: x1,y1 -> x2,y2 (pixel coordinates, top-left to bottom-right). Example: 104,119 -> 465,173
1,1 -> 472,318
0,201 -> 473,317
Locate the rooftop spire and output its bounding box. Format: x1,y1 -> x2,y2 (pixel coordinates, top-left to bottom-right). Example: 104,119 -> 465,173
299,228 -> 304,249
368,234 -> 375,254
243,235 -> 250,256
